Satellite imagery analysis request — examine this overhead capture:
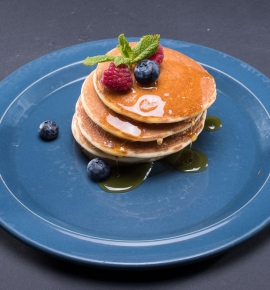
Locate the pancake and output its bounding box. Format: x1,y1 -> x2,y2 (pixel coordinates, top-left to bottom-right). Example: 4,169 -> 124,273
72,113 -> 163,164
72,113 -> 107,160
76,97 -> 207,158
94,44 -> 216,123
81,71 -> 203,142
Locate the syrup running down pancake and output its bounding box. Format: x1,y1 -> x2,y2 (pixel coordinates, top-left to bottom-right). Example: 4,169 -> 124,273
75,97 -> 206,158
71,114 -> 157,164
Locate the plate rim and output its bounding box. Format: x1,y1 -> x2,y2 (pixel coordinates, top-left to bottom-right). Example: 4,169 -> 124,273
0,38 -> 269,268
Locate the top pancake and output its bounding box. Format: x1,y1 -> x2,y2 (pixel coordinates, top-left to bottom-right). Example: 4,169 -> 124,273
81,71 -> 203,142
94,44 -> 216,123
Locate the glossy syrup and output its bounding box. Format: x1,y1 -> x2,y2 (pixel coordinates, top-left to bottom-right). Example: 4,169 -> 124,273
164,148 -> 208,173
99,163 -> 153,193
204,116 -> 222,131
97,116 -> 221,193
97,46 -> 216,123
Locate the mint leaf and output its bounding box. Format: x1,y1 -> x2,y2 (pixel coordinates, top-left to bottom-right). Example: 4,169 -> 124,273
83,55 -> 115,66
132,42 -> 159,63
131,34 -> 159,62
113,56 -> 131,67
83,34 -> 161,68
117,34 -> 133,59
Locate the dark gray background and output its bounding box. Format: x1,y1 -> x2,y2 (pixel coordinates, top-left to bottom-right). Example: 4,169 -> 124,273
0,0 -> 270,289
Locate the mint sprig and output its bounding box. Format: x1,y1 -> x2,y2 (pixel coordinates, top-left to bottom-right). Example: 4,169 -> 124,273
117,34 -> 133,59
83,34 -> 160,68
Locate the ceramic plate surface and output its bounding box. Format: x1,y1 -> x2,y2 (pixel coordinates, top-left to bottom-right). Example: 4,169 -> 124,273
0,38 -> 269,268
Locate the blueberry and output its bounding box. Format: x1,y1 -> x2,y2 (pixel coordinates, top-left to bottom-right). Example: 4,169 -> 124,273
39,120 -> 59,140
87,158 -> 110,181
134,60 -> 160,85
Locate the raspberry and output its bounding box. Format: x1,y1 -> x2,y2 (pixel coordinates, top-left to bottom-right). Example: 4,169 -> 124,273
148,44 -> 164,65
101,62 -> 133,91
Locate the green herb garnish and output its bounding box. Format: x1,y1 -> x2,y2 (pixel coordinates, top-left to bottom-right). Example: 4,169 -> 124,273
83,34 -> 160,68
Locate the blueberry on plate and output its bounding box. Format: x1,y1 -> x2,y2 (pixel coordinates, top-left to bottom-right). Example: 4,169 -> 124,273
39,120 -> 59,140
87,158 -> 110,181
134,59 -> 160,85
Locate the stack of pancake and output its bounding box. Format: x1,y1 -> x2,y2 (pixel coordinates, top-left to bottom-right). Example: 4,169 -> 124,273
71,45 -> 216,164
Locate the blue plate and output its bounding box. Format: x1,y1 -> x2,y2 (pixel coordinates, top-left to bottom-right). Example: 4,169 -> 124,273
0,39 -> 269,268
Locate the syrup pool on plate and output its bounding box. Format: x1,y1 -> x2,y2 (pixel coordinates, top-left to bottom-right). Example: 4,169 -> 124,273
98,162 -> 153,193
97,115 -> 222,193
204,116 -> 222,131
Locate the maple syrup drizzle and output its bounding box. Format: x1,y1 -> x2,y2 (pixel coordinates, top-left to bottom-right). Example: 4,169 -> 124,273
98,163 -> 153,193
96,116 -> 222,193
204,116 -> 222,131
165,148 -> 208,173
